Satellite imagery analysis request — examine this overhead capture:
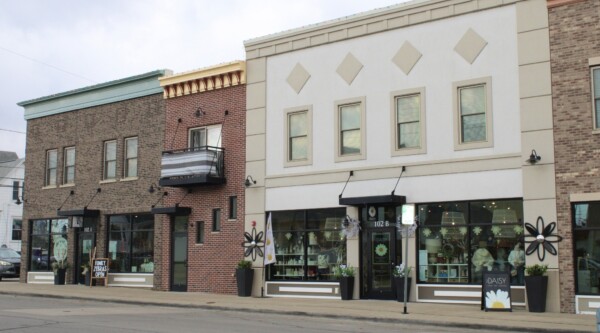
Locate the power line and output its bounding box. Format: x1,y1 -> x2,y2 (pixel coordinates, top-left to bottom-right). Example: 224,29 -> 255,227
0,128 -> 25,135
0,45 -> 97,84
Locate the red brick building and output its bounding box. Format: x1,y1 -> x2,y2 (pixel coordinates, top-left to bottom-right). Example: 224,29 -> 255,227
548,0 -> 600,313
153,62 -> 246,293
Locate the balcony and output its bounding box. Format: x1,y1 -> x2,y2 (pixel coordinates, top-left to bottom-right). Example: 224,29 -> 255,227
159,146 -> 225,187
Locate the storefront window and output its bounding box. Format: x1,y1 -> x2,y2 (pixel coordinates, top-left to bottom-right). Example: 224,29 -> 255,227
574,202 -> 600,295
108,214 -> 154,273
417,199 -> 523,285
29,218 -> 68,271
268,208 -> 346,281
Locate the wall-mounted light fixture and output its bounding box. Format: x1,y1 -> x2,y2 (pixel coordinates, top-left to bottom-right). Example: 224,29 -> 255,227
527,149 -> 541,164
148,183 -> 161,193
245,175 -> 257,187
195,107 -> 205,118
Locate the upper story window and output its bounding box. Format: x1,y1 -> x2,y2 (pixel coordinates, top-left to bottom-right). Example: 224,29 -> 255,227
124,137 -> 138,178
63,147 -> 76,185
335,97 -> 366,162
12,219 -> 22,241
103,140 -> 117,180
189,125 -> 222,149
45,149 -> 57,186
212,208 -> 221,232
12,181 -> 19,200
592,67 -> 600,129
453,77 -> 493,150
284,106 -> 312,167
392,88 -> 426,156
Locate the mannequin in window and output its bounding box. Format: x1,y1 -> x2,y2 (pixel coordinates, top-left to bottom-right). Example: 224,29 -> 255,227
508,242 -> 525,284
472,241 -> 494,282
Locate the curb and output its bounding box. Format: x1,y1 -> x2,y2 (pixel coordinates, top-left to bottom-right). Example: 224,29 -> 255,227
0,291 -> 590,333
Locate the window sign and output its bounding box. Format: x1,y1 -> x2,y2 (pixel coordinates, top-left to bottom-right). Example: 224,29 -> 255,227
481,270 -> 512,312
402,204 -> 415,225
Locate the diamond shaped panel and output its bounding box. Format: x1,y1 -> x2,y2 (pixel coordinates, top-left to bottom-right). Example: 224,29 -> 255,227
454,28 -> 488,64
336,53 -> 363,85
392,41 -> 422,75
286,63 -> 311,94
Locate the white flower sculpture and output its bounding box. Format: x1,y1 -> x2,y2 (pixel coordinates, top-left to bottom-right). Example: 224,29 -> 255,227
422,228 -> 432,237
473,226 -> 482,235
459,227 -> 467,235
485,289 -> 511,309
440,227 -> 448,237
513,225 -> 524,235
341,217 -> 361,239
491,226 -> 501,236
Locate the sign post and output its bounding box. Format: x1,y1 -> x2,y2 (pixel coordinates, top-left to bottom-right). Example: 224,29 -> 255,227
400,204 -> 416,315
92,258 -> 109,287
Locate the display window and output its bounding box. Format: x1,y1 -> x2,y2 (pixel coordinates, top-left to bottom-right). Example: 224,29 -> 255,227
268,208 -> 346,281
107,214 -> 154,273
29,219 -> 69,271
574,201 -> 600,295
417,199 -> 524,285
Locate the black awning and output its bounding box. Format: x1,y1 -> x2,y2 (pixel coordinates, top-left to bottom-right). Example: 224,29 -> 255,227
339,194 -> 406,206
56,208 -> 100,217
151,206 -> 192,216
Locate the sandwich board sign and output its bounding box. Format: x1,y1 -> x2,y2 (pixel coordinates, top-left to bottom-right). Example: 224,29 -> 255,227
481,270 -> 512,312
92,258 -> 109,287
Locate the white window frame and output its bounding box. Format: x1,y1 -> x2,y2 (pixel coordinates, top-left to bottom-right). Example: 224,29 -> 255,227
12,218 -> 22,241
284,105 -> 312,167
124,137 -> 138,178
453,77 -> 493,151
188,124 -> 222,149
590,64 -> 600,131
390,88 -> 427,156
334,97 -> 366,162
103,140 -> 117,180
63,146 -> 76,185
45,149 -> 57,187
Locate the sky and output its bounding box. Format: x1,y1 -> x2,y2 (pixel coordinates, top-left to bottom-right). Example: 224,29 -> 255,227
0,0 -> 411,159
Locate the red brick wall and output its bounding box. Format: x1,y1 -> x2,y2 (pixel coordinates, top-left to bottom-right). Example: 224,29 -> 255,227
549,0 -> 600,313
21,93 -> 165,283
155,84 -> 246,294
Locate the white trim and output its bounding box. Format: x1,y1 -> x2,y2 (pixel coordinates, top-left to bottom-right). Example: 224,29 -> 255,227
434,290 -> 481,297
107,283 -> 153,288
279,286 -> 334,293
113,277 -> 146,283
575,295 -> 600,315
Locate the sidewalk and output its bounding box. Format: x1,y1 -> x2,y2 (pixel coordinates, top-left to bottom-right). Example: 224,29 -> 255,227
0,281 -> 594,332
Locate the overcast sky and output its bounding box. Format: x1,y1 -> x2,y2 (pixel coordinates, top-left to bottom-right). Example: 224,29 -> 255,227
0,0 -> 410,158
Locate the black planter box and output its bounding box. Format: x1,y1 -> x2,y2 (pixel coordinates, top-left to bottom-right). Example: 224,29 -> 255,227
54,268 -> 66,285
236,268 -> 253,297
339,277 -> 354,300
394,277 -> 412,302
525,275 -> 548,312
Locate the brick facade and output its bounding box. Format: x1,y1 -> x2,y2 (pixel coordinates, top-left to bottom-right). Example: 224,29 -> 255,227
21,93 -> 165,283
155,84 -> 246,294
549,0 -> 600,313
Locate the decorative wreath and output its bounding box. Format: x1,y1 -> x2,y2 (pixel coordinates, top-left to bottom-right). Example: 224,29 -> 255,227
375,244 -> 388,257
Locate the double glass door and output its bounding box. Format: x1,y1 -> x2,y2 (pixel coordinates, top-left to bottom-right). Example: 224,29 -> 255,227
361,206 -> 402,300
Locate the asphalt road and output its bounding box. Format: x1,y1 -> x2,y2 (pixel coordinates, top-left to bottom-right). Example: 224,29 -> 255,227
0,294 -> 523,333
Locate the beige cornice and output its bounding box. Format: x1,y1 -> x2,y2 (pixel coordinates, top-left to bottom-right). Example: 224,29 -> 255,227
547,0 -> 586,8
159,61 -> 246,99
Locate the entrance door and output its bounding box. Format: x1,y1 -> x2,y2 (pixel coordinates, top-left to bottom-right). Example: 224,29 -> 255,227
75,218 -> 96,284
171,216 -> 188,291
361,205 -> 402,300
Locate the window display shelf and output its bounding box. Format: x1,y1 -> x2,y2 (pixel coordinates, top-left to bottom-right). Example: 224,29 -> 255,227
424,263 -> 468,282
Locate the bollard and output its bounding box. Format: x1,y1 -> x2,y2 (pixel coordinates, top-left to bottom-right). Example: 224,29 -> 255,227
596,308 -> 600,332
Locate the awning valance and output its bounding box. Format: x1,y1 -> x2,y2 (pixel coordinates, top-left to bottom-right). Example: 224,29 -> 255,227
151,206 -> 192,216
56,208 -> 100,217
339,194 -> 406,207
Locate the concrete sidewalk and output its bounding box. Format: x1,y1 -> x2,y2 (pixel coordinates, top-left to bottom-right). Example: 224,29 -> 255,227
0,281 -> 594,332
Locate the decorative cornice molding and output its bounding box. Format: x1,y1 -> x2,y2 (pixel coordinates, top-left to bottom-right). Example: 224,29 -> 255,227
244,0 -> 521,59
547,0 -> 586,9
159,61 -> 246,99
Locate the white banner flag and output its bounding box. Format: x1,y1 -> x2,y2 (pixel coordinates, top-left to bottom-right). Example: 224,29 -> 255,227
264,213 -> 276,265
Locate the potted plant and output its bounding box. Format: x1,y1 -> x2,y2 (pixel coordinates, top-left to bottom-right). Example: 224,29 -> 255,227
333,264 -> 355,300
81,263 -> 91,286
524,264 -> 548,312
51,260 -> 70,285
236,260 -> 253,297
393,263 -> 412,302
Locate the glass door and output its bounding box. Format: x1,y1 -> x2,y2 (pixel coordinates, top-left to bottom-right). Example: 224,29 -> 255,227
361,205 -> 401,300
75,218 -> 96,284
171,216 -> 188,291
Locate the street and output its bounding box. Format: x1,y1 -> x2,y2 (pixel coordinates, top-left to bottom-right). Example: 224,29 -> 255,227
0,294 -> 524,333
